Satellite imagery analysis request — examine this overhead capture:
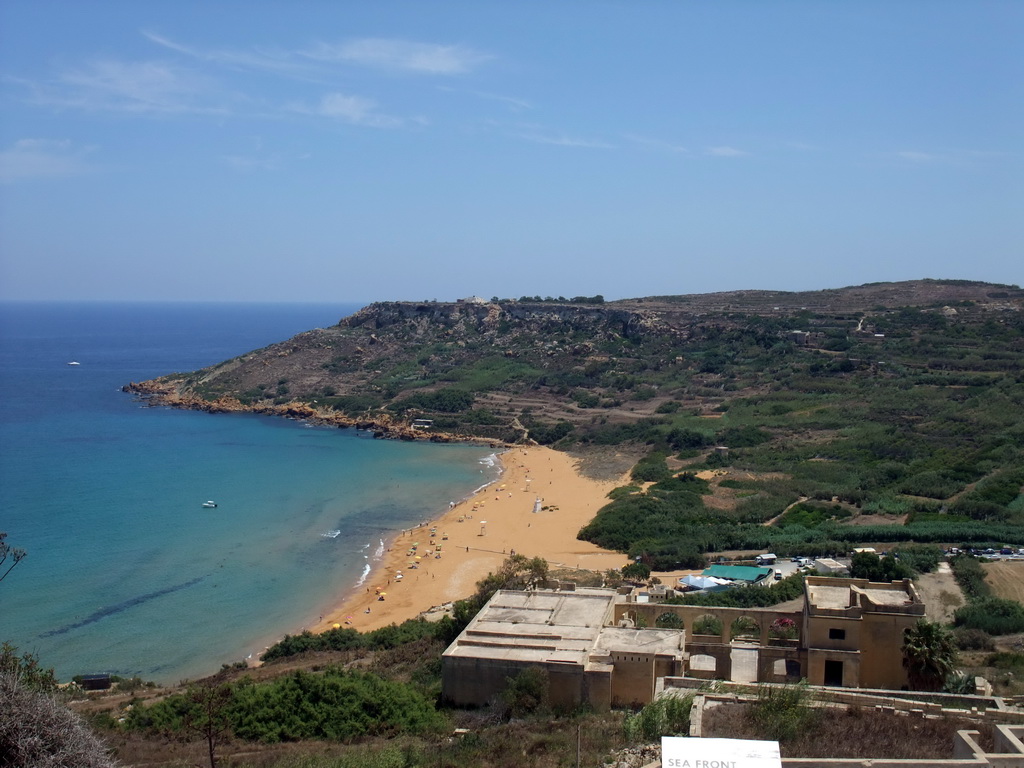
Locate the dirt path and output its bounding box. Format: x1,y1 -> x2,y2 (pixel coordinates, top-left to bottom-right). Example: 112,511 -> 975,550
915,562 -> 965,624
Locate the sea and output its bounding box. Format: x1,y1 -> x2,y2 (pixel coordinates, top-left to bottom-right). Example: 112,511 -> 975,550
0,302 -> 500,684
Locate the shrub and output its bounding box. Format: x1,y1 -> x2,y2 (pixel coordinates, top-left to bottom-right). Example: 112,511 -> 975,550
954,598 -> 1024,635
985,651 -> 1024,671
718,425 -> 772,448
953,628 -> 995,651
770,617 -> 798,640
950,555 -> 992,601
748,682 -> 818,743
621,562 -> 651,581
623,694 -> 693,742
0,643 -> 58,694
0,672 -> 118,768
731,616 -> 760,638
655,612 -> 685,630
502,666 -> 549,718
849,551 -> 914,582
631,454 -> 672,483
893,544 -> 944,574
692,615 -> 723,635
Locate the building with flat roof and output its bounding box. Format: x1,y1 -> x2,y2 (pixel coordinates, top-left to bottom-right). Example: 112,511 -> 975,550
803,576 -> 924,688
441,588 -> 685,711
617,576 -> 925,690
443,577 -> 926,712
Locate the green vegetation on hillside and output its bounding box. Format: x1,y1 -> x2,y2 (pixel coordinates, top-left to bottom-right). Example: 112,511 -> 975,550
140,283 -> 1024,566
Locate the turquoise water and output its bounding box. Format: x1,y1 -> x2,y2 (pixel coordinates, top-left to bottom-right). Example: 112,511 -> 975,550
0,303 -> 498,683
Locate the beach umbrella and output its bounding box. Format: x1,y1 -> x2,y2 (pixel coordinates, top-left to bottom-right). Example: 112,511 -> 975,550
333,623 -> 341,629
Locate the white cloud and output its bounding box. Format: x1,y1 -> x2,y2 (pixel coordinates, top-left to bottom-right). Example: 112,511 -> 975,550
290,92 -> 401,128
706,146 -> 748,157
468,90 -> 532,111
877,148 -> 1015,166
304,38 -> 491,74
517,131 -> 613,149
35,59 -> 224,115
627,134 -> 689,154
142,31 -> 310,79
0,139 -> 93,182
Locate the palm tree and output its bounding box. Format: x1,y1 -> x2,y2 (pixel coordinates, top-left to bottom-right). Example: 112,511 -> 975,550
902,619 -> 958,691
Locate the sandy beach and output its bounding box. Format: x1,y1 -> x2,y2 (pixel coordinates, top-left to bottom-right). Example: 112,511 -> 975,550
312,445 -> 631,633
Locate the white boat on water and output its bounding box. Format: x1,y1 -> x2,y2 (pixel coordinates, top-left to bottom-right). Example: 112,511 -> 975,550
202,500 -> 218,508
67,361 -> 80,366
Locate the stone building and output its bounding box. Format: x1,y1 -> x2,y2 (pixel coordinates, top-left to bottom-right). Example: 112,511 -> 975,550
441,577 -> 926,711
619,576 -> 925,689
440,588 -> 686,711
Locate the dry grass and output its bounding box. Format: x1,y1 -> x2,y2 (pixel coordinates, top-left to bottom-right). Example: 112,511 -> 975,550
98,711 -> 632,768
983,561 -> 1024,603
702,702 -> 993,759
842,512 -> 909,526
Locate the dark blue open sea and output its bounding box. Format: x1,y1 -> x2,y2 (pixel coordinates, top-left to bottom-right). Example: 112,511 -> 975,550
0,303 -> 498,683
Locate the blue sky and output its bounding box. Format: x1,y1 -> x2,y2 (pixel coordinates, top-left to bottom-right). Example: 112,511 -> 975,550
1,1 -> 1020,302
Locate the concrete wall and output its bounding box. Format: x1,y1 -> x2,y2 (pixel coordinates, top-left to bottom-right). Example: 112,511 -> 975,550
616,602 -> 804,646
611,651 -> 656,707
442,656 -> 585,708
806,648 -> 862,687
805,614 -> 861,652
547,663 -> 586,710
860,611 -> 918,689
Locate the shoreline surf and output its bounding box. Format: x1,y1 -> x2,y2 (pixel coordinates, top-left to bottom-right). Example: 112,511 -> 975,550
299,444 -> 631,640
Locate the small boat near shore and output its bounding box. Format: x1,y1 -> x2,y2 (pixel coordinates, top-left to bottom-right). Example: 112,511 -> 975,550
202,500 -> 218,508
67,361 -> 80,366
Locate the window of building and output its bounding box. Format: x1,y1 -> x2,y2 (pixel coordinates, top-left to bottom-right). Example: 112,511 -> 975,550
829,628 -> 846,640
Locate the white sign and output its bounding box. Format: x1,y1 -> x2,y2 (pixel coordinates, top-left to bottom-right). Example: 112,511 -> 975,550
662,737 -> 781,768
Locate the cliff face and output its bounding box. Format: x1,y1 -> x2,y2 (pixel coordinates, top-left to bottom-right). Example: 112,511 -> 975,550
124,280 -> 1023,443
340,300 -> 679,341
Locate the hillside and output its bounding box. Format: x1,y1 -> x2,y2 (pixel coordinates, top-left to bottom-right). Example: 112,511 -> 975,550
125,279 -> 1024,565
125,279 -> 1023,440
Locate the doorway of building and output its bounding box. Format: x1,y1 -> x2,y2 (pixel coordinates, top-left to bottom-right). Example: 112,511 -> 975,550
824,659 -> 843,687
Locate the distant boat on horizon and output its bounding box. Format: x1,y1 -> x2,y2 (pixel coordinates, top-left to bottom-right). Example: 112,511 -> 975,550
202,500 -> 217,508
67,361 -> 80,366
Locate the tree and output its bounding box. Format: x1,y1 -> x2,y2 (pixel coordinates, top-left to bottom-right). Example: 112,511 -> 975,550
0,532 -> 27,583
621,561 -> 651,581
902,619 -> 958,692
0,643 -> 57,693
453,555 -> 550,627
850,551 -> 913,582
475,554 -> 549,600
183,680 -> 234,768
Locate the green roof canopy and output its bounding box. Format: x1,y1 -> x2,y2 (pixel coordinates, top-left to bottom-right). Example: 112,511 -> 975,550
701,564 -> 773,583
